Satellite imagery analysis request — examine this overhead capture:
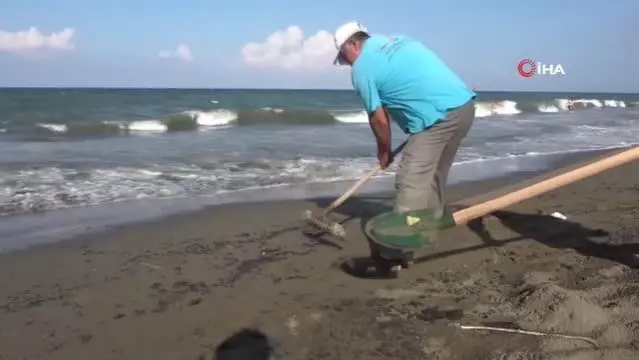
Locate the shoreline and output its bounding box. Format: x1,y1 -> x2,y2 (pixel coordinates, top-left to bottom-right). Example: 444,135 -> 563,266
0,146 -> 638,359
0,146 -> 627,254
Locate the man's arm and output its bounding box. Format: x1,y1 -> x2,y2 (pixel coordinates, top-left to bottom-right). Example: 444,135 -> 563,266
369,107 -> 392,158
352,70 -> 393,165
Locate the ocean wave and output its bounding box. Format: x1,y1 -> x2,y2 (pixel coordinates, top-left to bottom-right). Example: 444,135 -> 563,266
1,146 -> 631,217
36,123 -> 68,133
0,158 -> 383,215
235,109 -> 336,125
187,109 -> 238,126
471,97 -> 630,118
332,97 -> 630,121
332,111 -> 368,123
1,97 -> 634,140
127,120 -> 166,132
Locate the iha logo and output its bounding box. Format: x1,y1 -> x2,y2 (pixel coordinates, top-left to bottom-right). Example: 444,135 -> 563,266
517,59 -> 566,78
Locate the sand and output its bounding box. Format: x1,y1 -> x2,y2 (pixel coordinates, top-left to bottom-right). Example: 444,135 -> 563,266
0,150 -> 638,360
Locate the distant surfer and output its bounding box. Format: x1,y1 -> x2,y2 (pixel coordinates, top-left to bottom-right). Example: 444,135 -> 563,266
567,98 -> 575,111
332,22 -> 475,228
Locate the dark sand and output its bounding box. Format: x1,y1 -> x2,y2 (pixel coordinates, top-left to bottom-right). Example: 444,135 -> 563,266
0,149 -> 638,360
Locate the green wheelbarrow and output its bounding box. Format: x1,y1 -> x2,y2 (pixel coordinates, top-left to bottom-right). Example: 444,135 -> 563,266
361,146 -> 639,277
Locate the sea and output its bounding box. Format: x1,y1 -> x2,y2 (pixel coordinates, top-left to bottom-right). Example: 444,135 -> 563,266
0,88 -> 638,251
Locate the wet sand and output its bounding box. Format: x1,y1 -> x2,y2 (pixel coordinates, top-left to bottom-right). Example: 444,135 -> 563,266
0,149 -> 638,360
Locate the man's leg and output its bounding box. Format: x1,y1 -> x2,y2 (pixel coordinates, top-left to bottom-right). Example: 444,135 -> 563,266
394,101 -> 474,214
428,100 -> 476,212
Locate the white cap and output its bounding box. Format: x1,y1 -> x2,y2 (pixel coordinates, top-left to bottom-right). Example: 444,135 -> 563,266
333,21 -> 368,65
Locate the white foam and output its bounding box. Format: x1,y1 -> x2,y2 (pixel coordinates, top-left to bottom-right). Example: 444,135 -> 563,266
102,121 -> 128,131
260,107 -> 284,113
604,100 -> 626,108
555,98 -> 571,111
185,109 -> 238,126
128,120 -> 167,132
493,100 -> 521,115
475,100 -> 521,117
37,123 -> 67,133
332,111 -> 368,123
573,99 -> 603,108
4,146 -> 633,218
538,105 -> 559,113
474,103 -> 493,118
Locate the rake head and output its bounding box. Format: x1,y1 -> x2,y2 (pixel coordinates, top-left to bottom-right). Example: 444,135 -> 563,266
302,210 -> 346,238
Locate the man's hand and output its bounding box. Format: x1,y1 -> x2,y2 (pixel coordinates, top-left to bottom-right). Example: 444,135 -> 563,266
368,107 -> 392,168
377,149 -> 392,169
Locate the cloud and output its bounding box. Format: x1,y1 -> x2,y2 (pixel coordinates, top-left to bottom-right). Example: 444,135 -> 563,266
241,25 -> 336,70
158,44 -> 193,62
0,27 -> 75,53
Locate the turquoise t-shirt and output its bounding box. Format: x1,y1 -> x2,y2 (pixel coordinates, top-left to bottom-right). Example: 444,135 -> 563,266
351,35 -> 475,134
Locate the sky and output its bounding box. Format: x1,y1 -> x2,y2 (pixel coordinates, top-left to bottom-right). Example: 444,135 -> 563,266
0,0 -> 637,91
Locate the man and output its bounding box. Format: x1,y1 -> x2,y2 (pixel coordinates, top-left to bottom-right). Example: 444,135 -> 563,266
333,21 -> 476,219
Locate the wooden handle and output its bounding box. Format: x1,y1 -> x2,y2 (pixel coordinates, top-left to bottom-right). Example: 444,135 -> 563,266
452,146 -> 639,225
322,140 -> 408,216
323,165 -> 381,215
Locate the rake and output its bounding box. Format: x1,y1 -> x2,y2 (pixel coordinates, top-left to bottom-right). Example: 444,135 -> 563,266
303,140 -> 408,238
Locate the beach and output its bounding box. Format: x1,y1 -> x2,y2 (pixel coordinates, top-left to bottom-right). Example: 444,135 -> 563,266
1,148 -> 638,360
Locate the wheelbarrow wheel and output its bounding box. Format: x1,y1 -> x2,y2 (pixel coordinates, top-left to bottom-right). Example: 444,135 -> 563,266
370,254 -> 402,278
388,264 -> 402,278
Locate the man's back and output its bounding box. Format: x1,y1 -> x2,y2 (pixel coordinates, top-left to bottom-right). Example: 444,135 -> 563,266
352,35 -> 475,134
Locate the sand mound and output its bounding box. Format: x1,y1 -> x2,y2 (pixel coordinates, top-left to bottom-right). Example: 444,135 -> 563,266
507,270 -> 638,356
